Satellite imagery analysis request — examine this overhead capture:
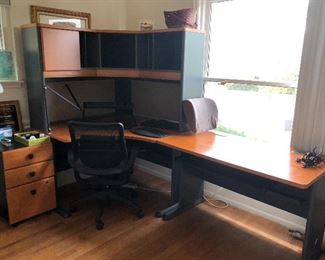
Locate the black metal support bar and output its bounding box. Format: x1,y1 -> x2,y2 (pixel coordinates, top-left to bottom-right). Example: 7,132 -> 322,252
301,176 -> 325,260
44,84 -> 81,111
114,79 -> 133,115
64,84 -> 81,110
171,150 -> 182,204
157,154 -> 204,220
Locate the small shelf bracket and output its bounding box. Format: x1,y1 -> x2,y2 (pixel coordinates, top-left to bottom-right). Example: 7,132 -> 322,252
44,83 -> 81,111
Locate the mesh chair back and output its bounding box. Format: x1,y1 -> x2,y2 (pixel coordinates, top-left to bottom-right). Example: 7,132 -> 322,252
68,121 -> 128,170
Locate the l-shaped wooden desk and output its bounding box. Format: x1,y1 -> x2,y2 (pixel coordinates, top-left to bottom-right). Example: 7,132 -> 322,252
50,123 -> 325,260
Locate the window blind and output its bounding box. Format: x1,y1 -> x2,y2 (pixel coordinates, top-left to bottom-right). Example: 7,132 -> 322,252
0,0 -> 10,5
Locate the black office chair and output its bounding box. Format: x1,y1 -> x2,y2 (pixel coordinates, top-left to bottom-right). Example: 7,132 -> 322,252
68,121 -> 144,230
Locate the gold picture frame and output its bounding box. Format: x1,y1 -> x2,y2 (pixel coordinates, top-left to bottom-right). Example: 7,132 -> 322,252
0,100 -> 23,132
31,5 -> 91,29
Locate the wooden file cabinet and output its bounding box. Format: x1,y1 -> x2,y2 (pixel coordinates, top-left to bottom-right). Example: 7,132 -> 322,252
0,142 -> 56,224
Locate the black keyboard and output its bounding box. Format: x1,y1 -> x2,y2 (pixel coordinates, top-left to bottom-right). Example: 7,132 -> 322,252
130,127 -> 169,138
141,119 -> 179,131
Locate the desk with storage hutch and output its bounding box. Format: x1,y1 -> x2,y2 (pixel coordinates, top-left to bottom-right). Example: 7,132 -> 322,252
20,23 -> 325,260
21,23 -> 205,133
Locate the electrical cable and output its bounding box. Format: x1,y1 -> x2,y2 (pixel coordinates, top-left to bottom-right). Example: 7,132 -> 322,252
203,195 -> 228,209
288,229 -> 304,241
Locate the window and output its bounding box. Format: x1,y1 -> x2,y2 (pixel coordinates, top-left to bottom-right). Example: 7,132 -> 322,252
204,0 -> 308,144
0,3 -> 16,81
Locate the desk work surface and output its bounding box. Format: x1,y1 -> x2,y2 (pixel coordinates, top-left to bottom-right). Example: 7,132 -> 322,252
49,123 -> 325,189
159,132 -> 325,189
49,122 -> 166,144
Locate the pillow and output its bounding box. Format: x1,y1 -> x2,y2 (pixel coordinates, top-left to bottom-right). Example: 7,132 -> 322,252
164,8 -> 197,29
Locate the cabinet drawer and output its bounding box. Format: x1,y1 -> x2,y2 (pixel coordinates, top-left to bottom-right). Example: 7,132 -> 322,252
2,143 -> 53,170
6,177 -> 56,224
5,160 -> 54,189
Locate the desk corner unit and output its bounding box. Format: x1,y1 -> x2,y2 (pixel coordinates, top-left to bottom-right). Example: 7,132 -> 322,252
21,24 -> 205,132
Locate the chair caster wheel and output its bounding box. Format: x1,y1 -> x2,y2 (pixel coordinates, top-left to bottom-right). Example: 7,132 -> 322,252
56,208 -> 71,218
70,206 -> 78,213
155,211 -> 162,218
96,221 -> 104,230
130,190 -> 138,199
137,210 -> 144,218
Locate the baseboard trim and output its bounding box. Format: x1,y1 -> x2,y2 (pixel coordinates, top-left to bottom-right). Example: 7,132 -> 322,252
135,158 -> 171,181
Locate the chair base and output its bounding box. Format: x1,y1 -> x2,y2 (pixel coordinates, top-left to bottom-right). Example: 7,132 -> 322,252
95,187 -> 144,230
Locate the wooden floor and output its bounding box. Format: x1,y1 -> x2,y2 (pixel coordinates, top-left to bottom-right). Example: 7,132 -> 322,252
0,170 -> 323,260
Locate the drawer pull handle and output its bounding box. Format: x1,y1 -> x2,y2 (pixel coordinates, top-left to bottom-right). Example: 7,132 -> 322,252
30,189 -> 37,195
27,154 -> 34,160
28,171 -> 36,177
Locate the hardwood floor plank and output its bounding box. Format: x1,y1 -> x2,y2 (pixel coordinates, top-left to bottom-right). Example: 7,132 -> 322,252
0,170 -> 321,260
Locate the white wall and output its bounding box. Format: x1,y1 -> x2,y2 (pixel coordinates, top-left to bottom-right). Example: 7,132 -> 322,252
3,0 -> 127,127
125,0 -> 194,30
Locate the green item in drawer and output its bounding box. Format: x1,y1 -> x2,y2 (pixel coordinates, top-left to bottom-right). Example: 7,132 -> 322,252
14,131 -> 50,146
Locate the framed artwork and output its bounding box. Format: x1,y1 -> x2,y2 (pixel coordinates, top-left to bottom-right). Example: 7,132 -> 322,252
0,100 -> 23,132
30,5 -> 91,29
0,50 -> 15,81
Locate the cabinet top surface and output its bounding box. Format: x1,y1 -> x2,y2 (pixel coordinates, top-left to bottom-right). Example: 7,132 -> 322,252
0,141 -> 52,153
21,23 -> 205,34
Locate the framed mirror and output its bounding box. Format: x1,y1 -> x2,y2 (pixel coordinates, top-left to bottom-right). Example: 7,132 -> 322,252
31,5 -> 91,29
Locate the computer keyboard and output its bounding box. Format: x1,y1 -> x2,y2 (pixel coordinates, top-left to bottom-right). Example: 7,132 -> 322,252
130,127 -> 169,138
140,119 -> 179,131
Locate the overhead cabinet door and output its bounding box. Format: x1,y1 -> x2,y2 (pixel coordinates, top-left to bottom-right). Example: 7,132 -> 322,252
41,28 -> 81,71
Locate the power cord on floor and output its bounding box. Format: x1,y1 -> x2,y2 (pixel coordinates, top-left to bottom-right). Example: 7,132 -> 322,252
288,229 -> 304,241
203,195 -> 229,209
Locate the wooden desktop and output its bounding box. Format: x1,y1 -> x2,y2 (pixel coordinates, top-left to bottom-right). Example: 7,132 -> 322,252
50,122 -> 325,189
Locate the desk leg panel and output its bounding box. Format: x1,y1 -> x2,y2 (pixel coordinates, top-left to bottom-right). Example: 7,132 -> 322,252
171,150 -> 182,204
302,176 -> 325,260
158,155 -> 204,220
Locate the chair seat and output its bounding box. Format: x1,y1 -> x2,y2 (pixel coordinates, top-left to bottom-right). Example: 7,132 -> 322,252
73,158 -> 129,176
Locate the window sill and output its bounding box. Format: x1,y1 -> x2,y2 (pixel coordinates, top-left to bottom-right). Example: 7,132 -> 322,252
0,80 -> 24,85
